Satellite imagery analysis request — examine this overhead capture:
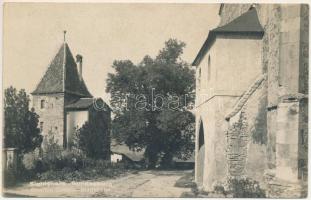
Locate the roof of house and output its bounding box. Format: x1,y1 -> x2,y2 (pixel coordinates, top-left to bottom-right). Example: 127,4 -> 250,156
192,8 -> 264,66
32,43 -> 92,97
65,97 -> 111,111
65,98 -> 94,109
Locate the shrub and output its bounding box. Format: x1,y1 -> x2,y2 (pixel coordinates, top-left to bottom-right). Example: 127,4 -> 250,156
75,118 -> 110,160
3,169 -> 16,187
213,184 -> 226,195
227,177 -> 266,198
42,130 -> 62,161
37,163 -> 127,182
22,148 -> 41,170
22,152 -> 37,170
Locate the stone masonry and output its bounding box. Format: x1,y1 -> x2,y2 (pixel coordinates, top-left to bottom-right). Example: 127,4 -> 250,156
193,4 -> 308,197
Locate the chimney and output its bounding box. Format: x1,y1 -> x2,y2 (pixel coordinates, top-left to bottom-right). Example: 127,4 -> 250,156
76,54 -> 83,81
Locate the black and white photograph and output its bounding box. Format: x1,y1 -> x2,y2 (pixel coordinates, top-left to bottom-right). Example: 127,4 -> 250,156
1,1 -> 309,198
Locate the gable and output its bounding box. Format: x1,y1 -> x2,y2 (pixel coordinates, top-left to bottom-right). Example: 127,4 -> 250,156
192,8 -> 264,66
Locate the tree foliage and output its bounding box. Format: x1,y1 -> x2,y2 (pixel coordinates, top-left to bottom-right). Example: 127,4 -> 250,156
106,39 -> 195,168
75,112 -> 110,159
4,86 -> 42,154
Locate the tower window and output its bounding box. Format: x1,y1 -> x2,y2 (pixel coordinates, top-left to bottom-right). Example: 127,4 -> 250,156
40,100 -> 46,109
40,122 -> 44,132
198,67 -> 202,89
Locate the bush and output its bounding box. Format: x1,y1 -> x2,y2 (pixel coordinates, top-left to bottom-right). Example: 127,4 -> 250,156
76,119 -> 110,160
227,177 -> 266,198
37,162 -> 127,182
3,169 -> 16,187
22,148 -> 41,170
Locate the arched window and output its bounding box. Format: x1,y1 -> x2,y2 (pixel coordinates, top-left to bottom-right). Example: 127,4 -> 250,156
208,55 -> 211,81
40,100 -> 45,109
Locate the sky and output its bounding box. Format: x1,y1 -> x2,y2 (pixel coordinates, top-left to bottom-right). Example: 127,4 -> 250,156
3,3 -> 220,103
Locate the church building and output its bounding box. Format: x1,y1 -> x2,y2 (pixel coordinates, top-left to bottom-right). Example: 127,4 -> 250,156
193,4 -> 308,197
31,32 -> 111,158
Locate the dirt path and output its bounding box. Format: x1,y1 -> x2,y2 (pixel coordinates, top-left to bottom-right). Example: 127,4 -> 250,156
3,170 -> 192,197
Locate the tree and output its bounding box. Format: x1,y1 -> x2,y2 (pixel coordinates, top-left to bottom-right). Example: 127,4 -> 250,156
106,39 -> 195,168
75,112 -> 110,159
4,86 -> 43,154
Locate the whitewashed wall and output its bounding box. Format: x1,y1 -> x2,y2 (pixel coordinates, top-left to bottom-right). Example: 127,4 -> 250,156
66,110 -> 89,146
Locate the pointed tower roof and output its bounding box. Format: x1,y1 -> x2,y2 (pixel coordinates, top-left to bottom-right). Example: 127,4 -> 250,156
32,43 -> 92,98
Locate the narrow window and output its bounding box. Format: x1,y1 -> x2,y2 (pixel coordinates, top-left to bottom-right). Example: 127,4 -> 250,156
208,55 -> 211,81
198,67 -> 202,90
40,122 -> 44,132
40,100 -> 45,109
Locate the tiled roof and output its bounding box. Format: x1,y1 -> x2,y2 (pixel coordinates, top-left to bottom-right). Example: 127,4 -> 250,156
32,43 -> 92,97
213,8 -> 264,33
65,98 -> 94,110
66,97 -> 111,111
192,8 -> 264,66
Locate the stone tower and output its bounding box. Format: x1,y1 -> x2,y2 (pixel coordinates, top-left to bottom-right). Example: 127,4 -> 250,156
31,35 -> 93,148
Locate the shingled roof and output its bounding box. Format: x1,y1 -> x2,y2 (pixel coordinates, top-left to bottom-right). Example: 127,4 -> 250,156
192,8 -> 264,66
65,98 -> 111,111
32,43 -> 92,97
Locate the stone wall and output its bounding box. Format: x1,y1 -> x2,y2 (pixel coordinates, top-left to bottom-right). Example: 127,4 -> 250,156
298,98 -> 308,180
217,3 -> 308,197
299,5 -> 309,94
195,95 -> 238,191
226,111 -> 248,178
226,78 -> 268,187
32,93 -> 65,147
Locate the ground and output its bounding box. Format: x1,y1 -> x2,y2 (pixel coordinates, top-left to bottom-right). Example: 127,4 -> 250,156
3,170 -> 192,198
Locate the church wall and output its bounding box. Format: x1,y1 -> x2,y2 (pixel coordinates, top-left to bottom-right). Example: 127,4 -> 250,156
298,98 -> 308,180
195,95 -> 238,191
219,4 -> 308,165
217,4 -> 308,197
297,5 -> 308,182
299,5 -> 309,95
226,79 -> 268,188
214,36 -> 262,93
32,93 -> 64,146
195,34 -> 262,191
